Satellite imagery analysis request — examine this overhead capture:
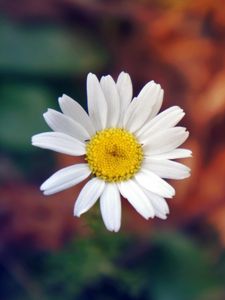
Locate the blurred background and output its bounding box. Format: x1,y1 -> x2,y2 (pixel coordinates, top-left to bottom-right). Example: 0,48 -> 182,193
0,0 -> 225,299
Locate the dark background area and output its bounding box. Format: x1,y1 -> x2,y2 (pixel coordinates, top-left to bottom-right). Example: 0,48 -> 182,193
0,0 -> 225,299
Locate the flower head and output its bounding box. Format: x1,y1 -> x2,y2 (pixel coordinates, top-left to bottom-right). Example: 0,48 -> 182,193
32,72 -> 191,232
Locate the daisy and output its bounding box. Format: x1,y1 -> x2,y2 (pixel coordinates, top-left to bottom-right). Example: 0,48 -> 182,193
32,72 -> 191,232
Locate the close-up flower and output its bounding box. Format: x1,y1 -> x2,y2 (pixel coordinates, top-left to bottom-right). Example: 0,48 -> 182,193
32,72 -> 191,232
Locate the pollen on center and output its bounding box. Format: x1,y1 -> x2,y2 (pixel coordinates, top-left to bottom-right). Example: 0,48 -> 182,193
86,128 -> 143,182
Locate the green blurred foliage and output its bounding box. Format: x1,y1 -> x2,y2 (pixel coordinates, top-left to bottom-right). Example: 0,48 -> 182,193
0,19 -> 108,153
1,231 -> 224,300
0,20 -> 108,77
0,83 -> 51,151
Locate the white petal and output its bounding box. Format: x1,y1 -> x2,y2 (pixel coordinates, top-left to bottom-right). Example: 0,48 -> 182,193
74,178 -> 105,217
87,73 -> 107,131
100,75 -> 120,127
43,109 -> 90,141
118,179 -> 154,219
100,183 -> 121,232
58,94 -> 95,136
136,106 -> 184,139
123,81 -> 162,132
41,164 -> 91,195
143,158 -> 191,180
148,88 -> 164,120
144,189 -> 169,218
116,72 -> 133,124
154,212 -> 168,219
149,148 -> 192,160
32,132 -> 85,156
135,169 -> 175,198
143,127 -> 189,155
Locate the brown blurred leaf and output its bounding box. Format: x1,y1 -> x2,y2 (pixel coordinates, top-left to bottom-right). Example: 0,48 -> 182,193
0,182 -> 88,251
174,148 -> 225,229
188,71 -> 225,133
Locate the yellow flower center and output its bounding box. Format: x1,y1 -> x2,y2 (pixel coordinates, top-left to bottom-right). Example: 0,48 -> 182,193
86,128 -> 143,182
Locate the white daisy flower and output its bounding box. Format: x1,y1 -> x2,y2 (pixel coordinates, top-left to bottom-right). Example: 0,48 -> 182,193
32,72 -> 191,232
